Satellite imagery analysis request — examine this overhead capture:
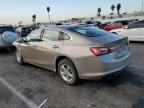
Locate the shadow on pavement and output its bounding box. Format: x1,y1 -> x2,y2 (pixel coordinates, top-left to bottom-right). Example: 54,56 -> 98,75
0,48 -> 12,55
80,69 -> 144,89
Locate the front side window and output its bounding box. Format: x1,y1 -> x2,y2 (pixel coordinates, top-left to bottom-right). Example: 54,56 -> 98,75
43,29 -> 60,41
128,21 -> 144,29
26,29 -> 42,42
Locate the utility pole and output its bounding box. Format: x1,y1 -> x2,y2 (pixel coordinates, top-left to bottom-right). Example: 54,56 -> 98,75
142,2 -> 144,12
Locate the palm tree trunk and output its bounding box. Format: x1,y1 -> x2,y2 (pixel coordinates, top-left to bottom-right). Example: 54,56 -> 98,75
48,12 -> 51,24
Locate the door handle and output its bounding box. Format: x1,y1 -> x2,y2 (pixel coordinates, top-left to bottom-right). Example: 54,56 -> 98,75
52,45 -> 59,49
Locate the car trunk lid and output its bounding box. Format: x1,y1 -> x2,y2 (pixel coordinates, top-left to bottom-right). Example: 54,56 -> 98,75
88,34 -> 129,58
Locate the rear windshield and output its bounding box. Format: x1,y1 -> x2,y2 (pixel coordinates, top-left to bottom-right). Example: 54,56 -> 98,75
69,27 -> 109,37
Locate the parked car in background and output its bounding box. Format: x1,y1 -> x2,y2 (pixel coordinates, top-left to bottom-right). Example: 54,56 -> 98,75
111,20 -> 144,41
85,21 -> 103,29
103,19 -> 137,31
13,25 -> 131,85
21,26 -> 33,37
102,22 -> 112,27
0,25 -> 16,49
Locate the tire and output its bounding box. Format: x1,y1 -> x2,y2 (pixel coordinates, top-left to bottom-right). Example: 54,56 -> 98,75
15,49 -> 23,64
58,59 -> 79,85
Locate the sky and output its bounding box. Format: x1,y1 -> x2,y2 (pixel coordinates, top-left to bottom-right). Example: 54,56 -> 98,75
0,0 -> 143,25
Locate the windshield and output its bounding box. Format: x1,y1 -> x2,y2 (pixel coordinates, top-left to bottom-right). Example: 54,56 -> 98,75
69,26 -> 109,37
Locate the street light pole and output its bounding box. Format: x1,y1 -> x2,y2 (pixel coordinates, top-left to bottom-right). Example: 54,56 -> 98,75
142,2 -> 144,12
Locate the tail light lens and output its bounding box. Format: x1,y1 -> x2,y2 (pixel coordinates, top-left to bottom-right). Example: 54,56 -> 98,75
90,47 -> 113,56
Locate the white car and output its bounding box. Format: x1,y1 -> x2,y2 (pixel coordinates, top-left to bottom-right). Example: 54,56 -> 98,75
110,20 -> 144,41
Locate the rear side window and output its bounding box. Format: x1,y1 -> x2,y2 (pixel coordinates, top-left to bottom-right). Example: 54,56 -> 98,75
70,27 -> 109,37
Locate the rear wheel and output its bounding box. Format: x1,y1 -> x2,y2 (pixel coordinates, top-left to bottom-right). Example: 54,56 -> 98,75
16,49 -> 23,64
58,59 -> 79,85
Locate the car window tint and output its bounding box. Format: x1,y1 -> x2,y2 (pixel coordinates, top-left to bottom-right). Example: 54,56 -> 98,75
43,30 -> 60,41
128,21 -> 144,29
111,22 -> 122,26
27,29 -> 42,42
70,27 -> 109,37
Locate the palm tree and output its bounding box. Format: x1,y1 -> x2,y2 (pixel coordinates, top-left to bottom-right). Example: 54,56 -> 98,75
117,3 -> 121,16
111,5 -> 115,15
47,7 -> 51,24
18,21 -> 22,25
97,8 -> 101,17
32,14 -> 36,25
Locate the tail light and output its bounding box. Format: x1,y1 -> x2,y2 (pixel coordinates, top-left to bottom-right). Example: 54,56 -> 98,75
90,47 -> 113,56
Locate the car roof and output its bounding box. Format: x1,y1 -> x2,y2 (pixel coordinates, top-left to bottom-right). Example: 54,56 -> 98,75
43,24 -> 96,30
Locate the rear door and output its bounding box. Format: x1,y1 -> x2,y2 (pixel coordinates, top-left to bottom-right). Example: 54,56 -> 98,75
121,21 -> 144,41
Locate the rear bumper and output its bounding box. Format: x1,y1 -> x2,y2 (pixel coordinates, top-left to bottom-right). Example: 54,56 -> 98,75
80,62 -> 130,79
75,51 -> 131,79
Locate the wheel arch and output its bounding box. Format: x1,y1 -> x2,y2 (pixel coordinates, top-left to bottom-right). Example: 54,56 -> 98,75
55,56 -> 77,73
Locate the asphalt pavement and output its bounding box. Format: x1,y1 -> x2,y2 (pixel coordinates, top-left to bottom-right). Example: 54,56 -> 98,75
0,42 -> 144,108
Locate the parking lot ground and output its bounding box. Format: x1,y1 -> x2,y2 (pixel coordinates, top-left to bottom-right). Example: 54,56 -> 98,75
0,82 -> 28,108
0,42 -> 144,108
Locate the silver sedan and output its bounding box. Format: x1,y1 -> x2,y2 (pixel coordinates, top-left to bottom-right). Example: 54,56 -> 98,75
13,25 -> 131,85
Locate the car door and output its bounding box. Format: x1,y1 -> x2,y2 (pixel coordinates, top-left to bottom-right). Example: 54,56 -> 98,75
121,21 -> 144,41
29,29 -> 64,70
20,29 -> 43,63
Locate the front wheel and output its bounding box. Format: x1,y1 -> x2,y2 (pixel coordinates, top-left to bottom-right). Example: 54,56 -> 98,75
58,59 -> 79,85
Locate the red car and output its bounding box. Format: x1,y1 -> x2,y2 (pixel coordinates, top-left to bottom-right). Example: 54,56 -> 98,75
103,20 -> 136,31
